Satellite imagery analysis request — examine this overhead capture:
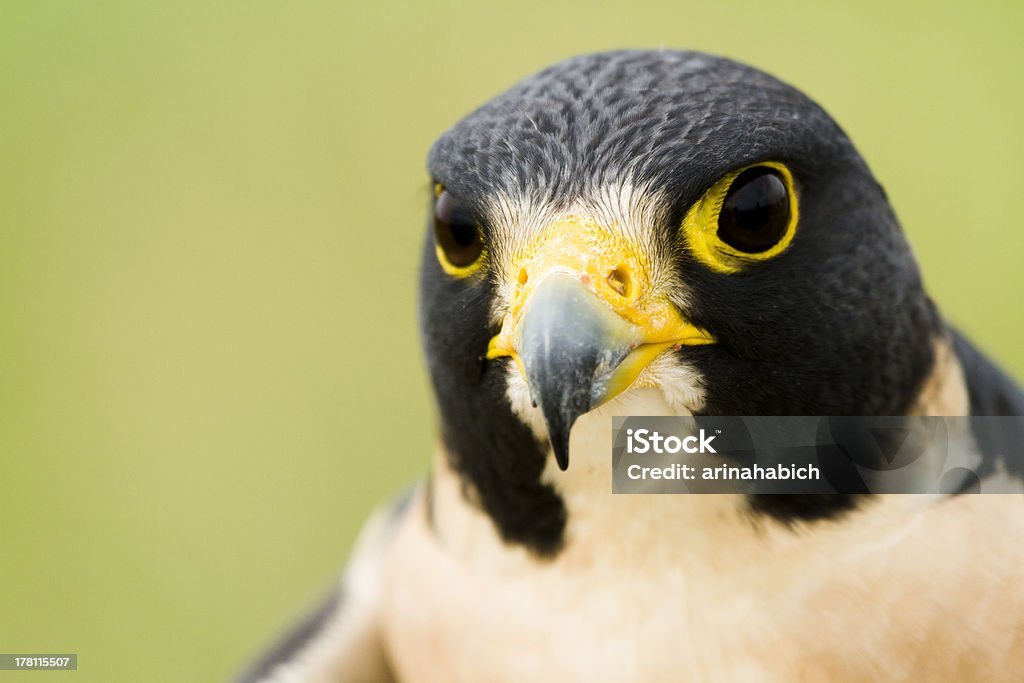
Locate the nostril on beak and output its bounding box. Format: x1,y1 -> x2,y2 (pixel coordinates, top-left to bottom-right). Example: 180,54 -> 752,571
606,266 -> 631,298
517,268 -> 529,288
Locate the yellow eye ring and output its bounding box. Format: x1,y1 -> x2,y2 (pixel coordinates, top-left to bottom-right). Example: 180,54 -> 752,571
680,161 -> 799,274
432,184 -> 487,278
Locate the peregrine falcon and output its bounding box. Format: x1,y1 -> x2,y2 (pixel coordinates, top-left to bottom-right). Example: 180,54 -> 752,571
236,50 -> 1024,682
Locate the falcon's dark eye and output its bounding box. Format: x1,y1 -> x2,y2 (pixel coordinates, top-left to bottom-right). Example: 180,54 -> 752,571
433,189 -> 485,275
680,161 -> 798,273
717,167 -> 791,254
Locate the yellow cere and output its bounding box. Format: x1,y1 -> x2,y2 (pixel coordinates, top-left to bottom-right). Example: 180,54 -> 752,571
487,215 -> 715,399
681,161 -> 799,274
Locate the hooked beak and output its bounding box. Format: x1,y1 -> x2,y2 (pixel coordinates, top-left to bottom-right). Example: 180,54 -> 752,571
486,217 -> 714,470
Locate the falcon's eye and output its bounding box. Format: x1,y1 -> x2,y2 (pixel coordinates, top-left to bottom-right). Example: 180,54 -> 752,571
680,161 -> 799,273
433,187 -> 486,277
717,167 -> 790,253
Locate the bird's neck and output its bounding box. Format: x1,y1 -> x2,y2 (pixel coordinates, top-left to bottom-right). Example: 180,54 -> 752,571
540,388 -> 760,570
430,389 -> 762,574
429,339 -> 975,575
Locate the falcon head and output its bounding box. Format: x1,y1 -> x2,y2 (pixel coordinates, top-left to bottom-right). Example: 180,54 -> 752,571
418,50 -> 942,553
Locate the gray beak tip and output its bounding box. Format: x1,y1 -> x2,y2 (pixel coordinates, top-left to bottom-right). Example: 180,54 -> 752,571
551,427 -> 572,471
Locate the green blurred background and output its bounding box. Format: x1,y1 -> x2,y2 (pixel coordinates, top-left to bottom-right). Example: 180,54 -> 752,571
1,1 -> 1021,680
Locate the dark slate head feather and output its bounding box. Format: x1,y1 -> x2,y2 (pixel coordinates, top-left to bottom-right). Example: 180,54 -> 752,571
429,50 -> 862,217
